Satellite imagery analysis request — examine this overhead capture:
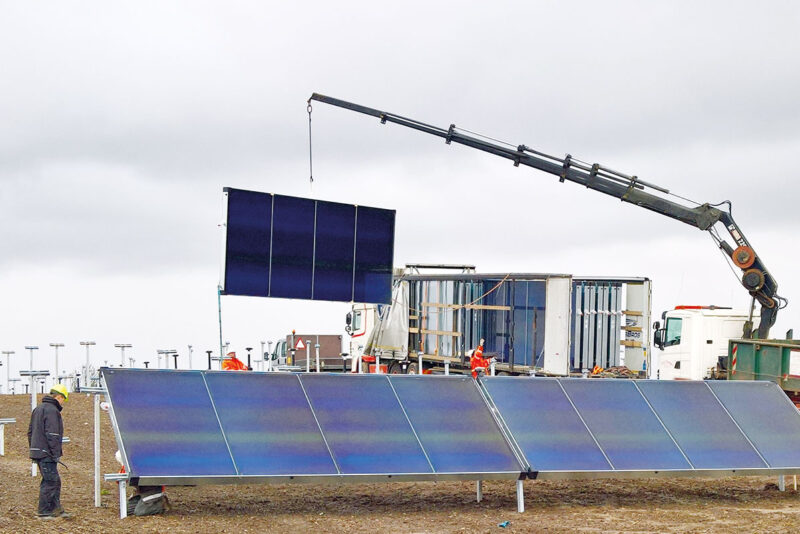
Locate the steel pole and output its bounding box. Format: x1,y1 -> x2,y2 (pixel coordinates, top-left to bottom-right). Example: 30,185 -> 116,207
94,393 -> 101,507
50,344 -> 63,389
2,352 -> 13,395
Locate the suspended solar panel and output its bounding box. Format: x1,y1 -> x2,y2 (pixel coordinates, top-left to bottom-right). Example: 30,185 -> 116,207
222,188 -> 395,304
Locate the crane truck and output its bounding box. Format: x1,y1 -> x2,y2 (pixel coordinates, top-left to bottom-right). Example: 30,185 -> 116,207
308,93 -> 786,342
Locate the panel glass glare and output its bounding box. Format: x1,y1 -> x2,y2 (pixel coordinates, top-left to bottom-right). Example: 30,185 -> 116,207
559,379 -> 691,470
390,375 -> 522,474
637,381 -> 766,469
224,188 -> 271,297
299,374 -> 432,475
483,377 -> 611,471
707,381 -> 800,468
353,206 -> 394,304
204,372 -> 337,476
103,369 -> 236,476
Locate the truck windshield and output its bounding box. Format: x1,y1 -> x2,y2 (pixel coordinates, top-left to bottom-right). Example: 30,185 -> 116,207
664,318 -> 682,347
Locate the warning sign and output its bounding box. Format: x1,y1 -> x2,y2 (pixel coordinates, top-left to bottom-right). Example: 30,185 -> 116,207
295,338 -> 305,350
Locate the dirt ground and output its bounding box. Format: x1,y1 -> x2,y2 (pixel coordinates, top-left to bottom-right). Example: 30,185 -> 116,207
3,393 -> 800,533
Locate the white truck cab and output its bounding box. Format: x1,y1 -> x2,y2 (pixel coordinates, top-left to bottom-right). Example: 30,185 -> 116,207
653,306 -> 755,380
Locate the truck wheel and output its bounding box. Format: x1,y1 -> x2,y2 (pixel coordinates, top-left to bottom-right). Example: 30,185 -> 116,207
496,371 -> 510,376
388,361 -> 403,374
406,362 -> 420,374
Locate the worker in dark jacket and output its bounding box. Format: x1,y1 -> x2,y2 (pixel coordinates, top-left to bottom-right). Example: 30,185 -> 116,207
28,383 -> 70,520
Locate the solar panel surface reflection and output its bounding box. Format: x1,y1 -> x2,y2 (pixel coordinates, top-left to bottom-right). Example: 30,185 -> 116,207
482,377 -> 611,472
205,372 -> 337,476
389,375 -> 522,474
707,380 -> 800,468
636,380 -> 766,469
299,374 -> 432,475
103,369 -> 236,477
558,379 -> 691,471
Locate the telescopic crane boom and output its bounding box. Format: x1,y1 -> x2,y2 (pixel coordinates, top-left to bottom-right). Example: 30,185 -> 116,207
308,93 -> 784,339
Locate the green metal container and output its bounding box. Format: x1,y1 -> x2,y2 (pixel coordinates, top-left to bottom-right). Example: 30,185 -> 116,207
728,337 -> 800,394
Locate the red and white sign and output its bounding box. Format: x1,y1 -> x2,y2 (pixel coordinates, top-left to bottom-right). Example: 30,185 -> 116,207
295,338 -> 305,350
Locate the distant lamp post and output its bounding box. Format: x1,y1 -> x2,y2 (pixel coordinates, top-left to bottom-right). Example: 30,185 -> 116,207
2,351 -> 14,396
24,346 -> 38,403
114,344 -> 132,368
49,343 -> 64,389
157,350 -> 177,370
80,341 -> 96,387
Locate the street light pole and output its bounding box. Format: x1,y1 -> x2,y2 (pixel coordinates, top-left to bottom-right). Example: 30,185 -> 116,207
2,351 -> 14,395
114,344 -> 132,368
80,341 -> 96,387
24,346 -> 38,406
49,343 -> 64,389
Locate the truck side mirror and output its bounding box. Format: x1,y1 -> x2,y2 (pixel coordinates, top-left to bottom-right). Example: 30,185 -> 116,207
653,328 -> 665,351
346,312 -> 352,326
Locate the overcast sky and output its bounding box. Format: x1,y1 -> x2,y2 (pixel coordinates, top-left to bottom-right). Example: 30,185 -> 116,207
2,1 -> 799,387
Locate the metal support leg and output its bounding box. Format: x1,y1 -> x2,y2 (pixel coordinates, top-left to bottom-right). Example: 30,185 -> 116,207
119,480 -> 127,519
94,394 -> 101,507
445,360 -> 450,375
0,424 -> 4,457
476,480 -> 482,502
516,480 -> 524,513
779,475 -> 786,492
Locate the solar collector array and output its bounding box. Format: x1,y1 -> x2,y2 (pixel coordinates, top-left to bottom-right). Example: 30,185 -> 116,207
103,369 -> 524,485
103,369 -> 800,488
482,377 -> 800,478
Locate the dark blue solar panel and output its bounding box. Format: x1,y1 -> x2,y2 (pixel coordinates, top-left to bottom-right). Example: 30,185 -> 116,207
637,381 -> 766,469
224,188 -> 271,297
224,189 -> 394,304
483,377 -> 611,472
353,206 -> 394,304
103,369 -> 236,477
204,372 -> 337,476
299,374 -> 432,475
269,195 -> 316,299
313,201 -> 356,302
389,376 -> 521,474
707,381 -> 800,468
559,379 -> 691,470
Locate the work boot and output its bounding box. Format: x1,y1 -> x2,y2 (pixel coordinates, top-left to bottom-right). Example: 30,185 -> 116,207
36,513 -> 58,520
54,506 -> 72,519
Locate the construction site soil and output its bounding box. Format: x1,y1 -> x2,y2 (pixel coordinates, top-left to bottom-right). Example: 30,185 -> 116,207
3,392 -> 800,533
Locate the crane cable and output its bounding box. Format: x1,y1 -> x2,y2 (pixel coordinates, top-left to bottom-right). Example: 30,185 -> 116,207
307,101 -> 314,188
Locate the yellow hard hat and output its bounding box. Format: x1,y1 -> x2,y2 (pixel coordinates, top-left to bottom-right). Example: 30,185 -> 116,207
50,384 -> 69,401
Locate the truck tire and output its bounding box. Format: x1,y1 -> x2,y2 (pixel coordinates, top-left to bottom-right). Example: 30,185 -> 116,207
406,362 -> 420,375
388,361 -> 403,374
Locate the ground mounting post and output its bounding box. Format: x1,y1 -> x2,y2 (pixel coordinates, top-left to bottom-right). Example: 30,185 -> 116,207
516,480 -> 524,513
476,480 -> 482,502
95,393 -> 101,507
0,418 -> 16,457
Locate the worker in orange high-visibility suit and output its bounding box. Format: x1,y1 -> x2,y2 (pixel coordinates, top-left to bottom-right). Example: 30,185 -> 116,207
222,352 -> 249,371
470,339 -> 491,379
